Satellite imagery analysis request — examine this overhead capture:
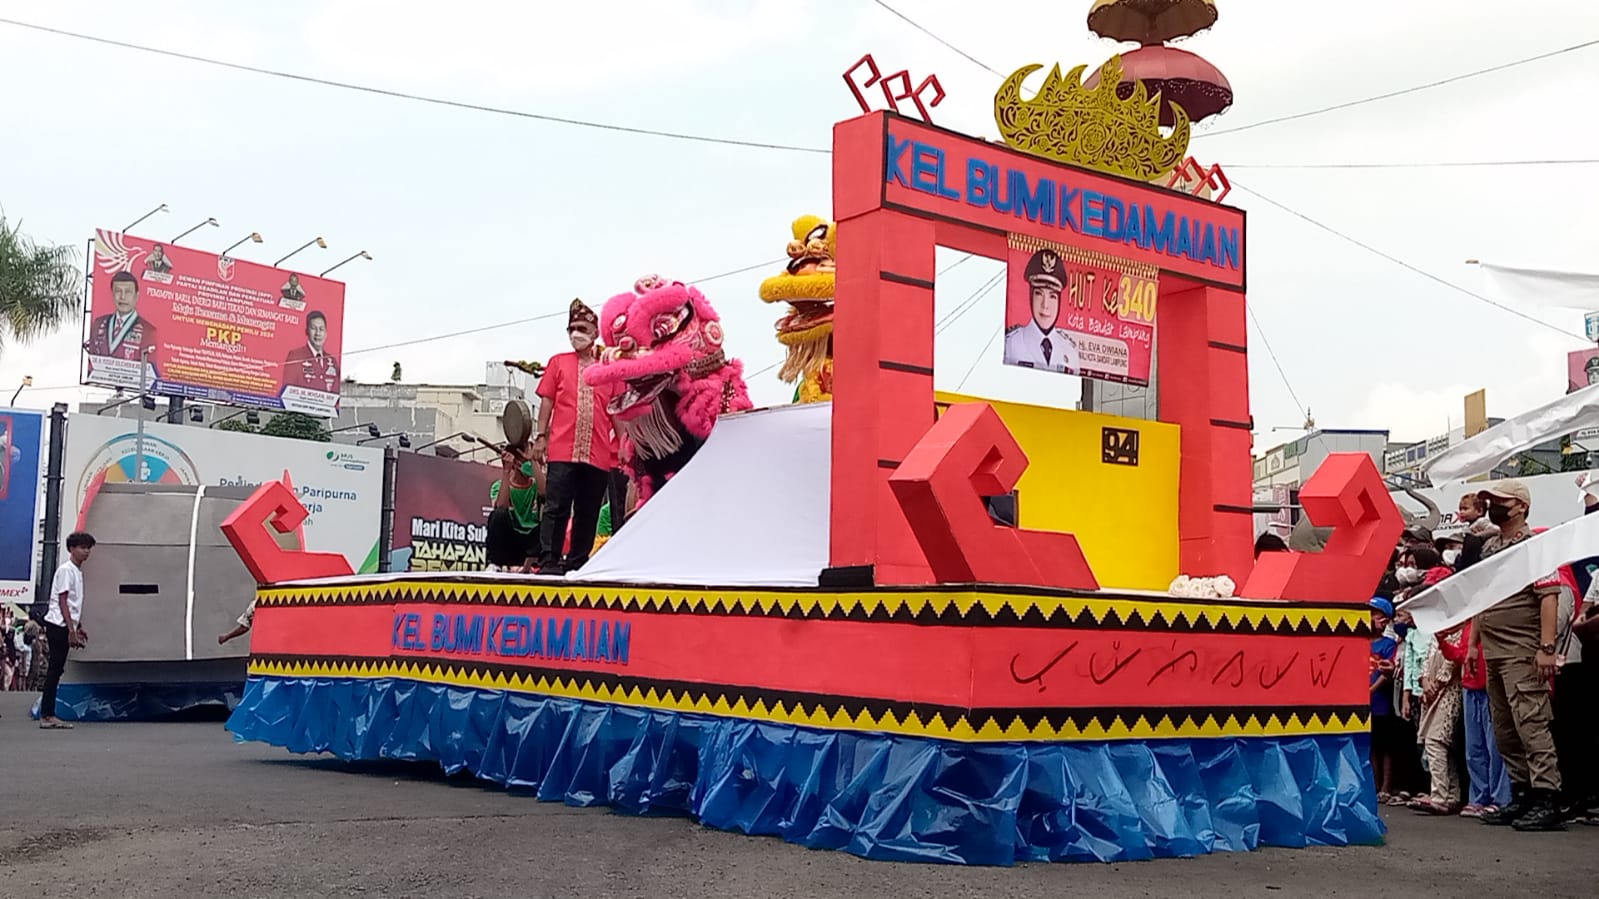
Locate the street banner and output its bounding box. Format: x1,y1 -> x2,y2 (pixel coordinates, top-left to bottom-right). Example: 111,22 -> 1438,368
1569,347 -> 1599,394
1402,510 -> 1599,634
63,414 -> 382,572
85,230 -> 346,416
1426,381 -> 1599,485
1002,235 -> 1157,386
390,452 -> 499,572
0,409 -> 45,602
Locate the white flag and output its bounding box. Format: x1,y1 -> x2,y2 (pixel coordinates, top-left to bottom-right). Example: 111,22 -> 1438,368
1402,511 -> 1599,634
1479,263 -> 1599,313
1424,382 -> 1599,485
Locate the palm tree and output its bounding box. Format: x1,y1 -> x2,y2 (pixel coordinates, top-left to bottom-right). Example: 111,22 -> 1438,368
0,214 -> 81,356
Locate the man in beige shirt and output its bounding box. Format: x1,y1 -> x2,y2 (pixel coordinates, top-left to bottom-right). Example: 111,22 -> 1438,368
1474,480 -> 1564,831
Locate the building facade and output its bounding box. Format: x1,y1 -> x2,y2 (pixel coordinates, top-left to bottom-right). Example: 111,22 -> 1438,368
81,362 -> 532,455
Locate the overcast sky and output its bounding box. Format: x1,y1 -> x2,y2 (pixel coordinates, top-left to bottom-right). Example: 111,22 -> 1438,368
1,0 -> 1596,445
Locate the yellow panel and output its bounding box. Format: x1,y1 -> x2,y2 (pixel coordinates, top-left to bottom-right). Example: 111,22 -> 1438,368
937,392 -> 1179,590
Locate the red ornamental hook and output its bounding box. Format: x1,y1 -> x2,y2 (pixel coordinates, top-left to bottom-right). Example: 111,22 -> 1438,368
1167,157 -> 1232,203
843,53 -> 945,125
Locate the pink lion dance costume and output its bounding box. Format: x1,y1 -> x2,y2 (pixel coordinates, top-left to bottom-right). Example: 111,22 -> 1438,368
584,275 -> 752,503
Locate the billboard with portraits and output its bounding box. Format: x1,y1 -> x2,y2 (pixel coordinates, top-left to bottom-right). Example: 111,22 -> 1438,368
84,229 -> 346,416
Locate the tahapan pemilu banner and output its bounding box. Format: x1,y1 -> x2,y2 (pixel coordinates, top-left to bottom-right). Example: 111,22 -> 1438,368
390,452 -> 500,572
1002,234 -> 1157,387
0,408 -> 45,603
84,229 -> 346,417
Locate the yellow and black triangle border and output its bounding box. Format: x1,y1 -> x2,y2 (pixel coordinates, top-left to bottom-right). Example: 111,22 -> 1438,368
258,582 -> 1368,638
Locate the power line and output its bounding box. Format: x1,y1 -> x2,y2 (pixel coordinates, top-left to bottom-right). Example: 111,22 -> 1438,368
313,257 -> 786,358
955,325 -> 1003,392
1245,303 -> 1308,421
864,3 -> 1599,147
868,0 -> 1001,76
1232,180 -> 1589,343
1227,158 -> 1599,170
1198,38 -> 1599,140
11,15 -> 1593,172
936,270 -> 1006,334
748,254 -> 982,381
0,17 -> 828,155
939,253 -> 976,276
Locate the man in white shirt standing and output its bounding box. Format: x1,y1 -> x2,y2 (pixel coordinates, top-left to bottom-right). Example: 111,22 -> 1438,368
39,532 -> 95,730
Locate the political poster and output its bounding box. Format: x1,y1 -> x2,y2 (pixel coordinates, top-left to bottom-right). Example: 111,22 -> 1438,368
63,414 -> 382,572
1568,348 -> 1599,395
84,230 -> 346,416
1002,235 -> 1156,387
0,409 -> 45,603
390,452 -> 500,572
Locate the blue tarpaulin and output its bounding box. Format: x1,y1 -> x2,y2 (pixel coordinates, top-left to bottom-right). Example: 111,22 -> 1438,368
227,676 -> 1384,865
34,682 -> 243,721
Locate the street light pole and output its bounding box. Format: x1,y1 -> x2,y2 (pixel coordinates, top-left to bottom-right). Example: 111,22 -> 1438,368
274,237 -> 328,267
8,375 -> 31,406
134,346 -> 154,483
222,232 -> 265,257
321,250 -> 372,277
171,217 -> 219,245
122,203 -> 169,232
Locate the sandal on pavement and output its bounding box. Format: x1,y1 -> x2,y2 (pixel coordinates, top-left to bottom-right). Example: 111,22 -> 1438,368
1415,801 -> 1459,816
39,720 -> 74,729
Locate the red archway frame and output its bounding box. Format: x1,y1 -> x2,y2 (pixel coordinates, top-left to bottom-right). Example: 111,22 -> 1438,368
827,111 -> 1395,594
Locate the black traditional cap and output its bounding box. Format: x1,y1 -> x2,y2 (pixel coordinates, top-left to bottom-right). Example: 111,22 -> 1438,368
1024,249 -> 1064,290
568,298 -> 598,333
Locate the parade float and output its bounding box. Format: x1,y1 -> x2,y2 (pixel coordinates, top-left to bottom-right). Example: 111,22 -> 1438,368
222,5 -> 1400,865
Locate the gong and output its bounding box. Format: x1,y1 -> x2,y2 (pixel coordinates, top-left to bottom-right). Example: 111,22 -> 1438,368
502,398 -> 533,448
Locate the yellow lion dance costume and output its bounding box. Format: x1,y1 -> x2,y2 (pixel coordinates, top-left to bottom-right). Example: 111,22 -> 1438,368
758,215 -> 835,403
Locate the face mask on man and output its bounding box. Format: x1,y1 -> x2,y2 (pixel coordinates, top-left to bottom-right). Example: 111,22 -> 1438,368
1395,566 -> 1423,585
569,329 -> 595,352
1487,503 -> 1516,525
1442,548 -> 1460,566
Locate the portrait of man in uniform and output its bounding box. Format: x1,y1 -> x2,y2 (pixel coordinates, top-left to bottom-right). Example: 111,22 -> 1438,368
283,311 -> 340,393
1003,248 -> 1081,374
86,271 -> 158,360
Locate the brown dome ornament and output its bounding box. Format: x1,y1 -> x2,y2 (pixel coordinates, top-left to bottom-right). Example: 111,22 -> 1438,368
1087,0 -> 1218,46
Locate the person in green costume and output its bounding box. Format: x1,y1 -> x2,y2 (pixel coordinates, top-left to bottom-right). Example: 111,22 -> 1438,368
486,448 -> 546,572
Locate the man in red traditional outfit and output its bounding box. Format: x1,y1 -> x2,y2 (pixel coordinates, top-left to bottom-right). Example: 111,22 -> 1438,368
531,299 -> 620,574
86,271 -> 158,360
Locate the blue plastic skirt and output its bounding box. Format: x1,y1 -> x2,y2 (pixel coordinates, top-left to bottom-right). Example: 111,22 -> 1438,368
227,676 -> 1384,865
33,681 -> 243,722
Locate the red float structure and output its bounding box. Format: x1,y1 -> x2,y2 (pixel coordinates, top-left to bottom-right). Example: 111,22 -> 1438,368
222,103 -> 1399,865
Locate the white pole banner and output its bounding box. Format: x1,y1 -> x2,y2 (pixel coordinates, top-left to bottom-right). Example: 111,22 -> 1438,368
1424,382 -> 1599,485
1478,263 -> 1599,313
1400,511 -> 1599,634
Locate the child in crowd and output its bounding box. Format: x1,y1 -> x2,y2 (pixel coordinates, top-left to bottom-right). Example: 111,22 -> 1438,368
1443,615 -> 1510,816
1369,597 -> 1401,802
1411,567 -> 1463,814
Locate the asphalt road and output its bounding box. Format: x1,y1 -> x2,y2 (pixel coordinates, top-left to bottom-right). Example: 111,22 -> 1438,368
2,692 -> 1596,898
